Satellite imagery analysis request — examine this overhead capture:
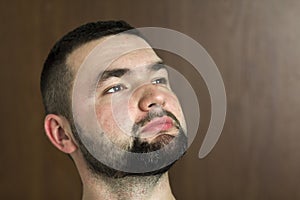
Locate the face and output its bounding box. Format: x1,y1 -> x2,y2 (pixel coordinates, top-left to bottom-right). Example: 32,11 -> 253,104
67,34 -> 187,177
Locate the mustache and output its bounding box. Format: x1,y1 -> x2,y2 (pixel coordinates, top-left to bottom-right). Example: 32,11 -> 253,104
131,108 -> 181,136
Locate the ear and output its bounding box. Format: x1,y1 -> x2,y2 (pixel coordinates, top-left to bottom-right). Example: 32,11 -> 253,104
44,114 -> 77,154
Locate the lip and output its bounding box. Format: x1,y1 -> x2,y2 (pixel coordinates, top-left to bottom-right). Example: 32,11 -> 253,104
139,116 -> 174,138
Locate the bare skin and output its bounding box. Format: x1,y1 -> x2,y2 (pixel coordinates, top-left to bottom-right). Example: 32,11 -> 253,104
44,34 -> 186,200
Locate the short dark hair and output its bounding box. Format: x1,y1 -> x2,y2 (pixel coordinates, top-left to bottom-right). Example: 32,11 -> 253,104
40,20 -> 134,120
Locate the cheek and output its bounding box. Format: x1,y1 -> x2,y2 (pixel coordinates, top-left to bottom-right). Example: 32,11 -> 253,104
127,101 -> 139,123
166,93 -> 186,127
173,96 -> 184,115
95,97 -> 134,139
95,102 -> 115,134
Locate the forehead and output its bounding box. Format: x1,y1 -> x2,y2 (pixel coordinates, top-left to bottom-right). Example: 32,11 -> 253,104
66,34 -> 161,75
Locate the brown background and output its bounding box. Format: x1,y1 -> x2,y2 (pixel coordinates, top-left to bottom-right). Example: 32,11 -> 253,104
1,0 -> 300,199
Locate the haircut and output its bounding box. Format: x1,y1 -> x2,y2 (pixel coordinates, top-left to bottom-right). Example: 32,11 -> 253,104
40,20 -> 135,121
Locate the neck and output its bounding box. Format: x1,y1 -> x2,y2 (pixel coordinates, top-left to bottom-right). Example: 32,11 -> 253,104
81,172 -> 175,200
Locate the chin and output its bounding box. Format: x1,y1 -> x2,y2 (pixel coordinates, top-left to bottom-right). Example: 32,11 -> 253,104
73,122 -> 188,179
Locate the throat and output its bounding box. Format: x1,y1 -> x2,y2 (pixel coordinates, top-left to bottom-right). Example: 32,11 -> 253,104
105,174 -> 161,199
82,172 -> 174,200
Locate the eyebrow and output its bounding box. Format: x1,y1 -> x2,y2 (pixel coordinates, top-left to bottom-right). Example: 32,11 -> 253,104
100,68 -> 130,82
150,61 -> 166,71
96,61 -> 166,85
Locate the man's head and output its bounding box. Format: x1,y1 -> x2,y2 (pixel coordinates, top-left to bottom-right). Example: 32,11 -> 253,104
41,21 -> 187,179
41,21 -> 134,122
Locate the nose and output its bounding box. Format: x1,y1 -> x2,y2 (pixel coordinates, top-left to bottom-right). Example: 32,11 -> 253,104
138,85 -> 166,111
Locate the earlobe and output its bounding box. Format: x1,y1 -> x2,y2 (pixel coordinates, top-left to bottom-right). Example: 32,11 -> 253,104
44,114 -> 77,154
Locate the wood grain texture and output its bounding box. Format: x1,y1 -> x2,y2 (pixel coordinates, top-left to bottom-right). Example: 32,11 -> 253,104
1,0 -> 299,199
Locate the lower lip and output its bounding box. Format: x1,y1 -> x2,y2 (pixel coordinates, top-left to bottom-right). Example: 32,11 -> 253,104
140,117 -> 174,137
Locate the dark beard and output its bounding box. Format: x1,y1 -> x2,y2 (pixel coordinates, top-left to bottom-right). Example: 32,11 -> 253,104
71,111 -> 188,178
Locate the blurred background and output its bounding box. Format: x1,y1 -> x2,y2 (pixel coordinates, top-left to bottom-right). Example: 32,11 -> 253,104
1,0 -> 300,199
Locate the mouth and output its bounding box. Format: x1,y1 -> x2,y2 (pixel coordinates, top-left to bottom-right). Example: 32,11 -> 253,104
138,116 -> 177,139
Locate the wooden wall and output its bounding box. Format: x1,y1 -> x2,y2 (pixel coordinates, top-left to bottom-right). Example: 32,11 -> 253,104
1,0 -> 300,199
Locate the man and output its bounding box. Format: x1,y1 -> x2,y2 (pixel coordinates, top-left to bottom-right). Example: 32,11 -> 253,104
41,20 -> 188,200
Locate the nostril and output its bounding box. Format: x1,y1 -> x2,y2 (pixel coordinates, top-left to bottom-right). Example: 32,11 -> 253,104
148,103 -> 156,108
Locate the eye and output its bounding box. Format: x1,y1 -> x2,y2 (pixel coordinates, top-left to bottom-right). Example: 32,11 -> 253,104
152,77 -> 167,85
104,84 -> 127,94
